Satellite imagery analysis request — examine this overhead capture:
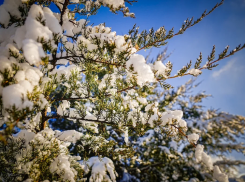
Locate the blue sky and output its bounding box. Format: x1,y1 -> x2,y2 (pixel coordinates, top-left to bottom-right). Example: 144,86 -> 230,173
0,0 -> 244,116
87,0 -> 245,116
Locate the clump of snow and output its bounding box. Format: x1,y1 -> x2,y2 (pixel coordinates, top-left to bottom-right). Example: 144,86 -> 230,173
84,111 -> 97,120
137,97 -> 148,105
137,130 -> 155,146
213,165 -> 229,182
25,17 -> 52,41
188,68 -> 202,76
195,145 -> 212,169
55,130 -> 83,143
101,0 -> 125,9
14,130 -> 35,146
57,100 -> 70,116
28,4 -> 44,19
153,61 -> 167,77
161,110 -> 184,126
50,154 -> 77,182
124,127 -> 129,144
187,133 -> 199,144
14,26 -> 26,49
0,5 -> 10,27
195,144 -> 204,162
62,21 -> 74,36
56,59 -> 69,65
80,156 -> 117,182
73,19 -> 86,34
201,151 -> 213,170
77,36 -> 98,51
179,119 -> 187,128
0,56 -> 14,72
195,145 -> 228,181
114,35 -> 126,53
2,82 -> 34,110
43,7 -> 62,34
22,39 -> 46,66
0,0 -> 22,27
126,54 -> 155,85
50,64 -> 81,81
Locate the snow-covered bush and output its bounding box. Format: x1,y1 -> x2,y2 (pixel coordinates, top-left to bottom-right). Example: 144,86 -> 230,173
0,0 -> 244,181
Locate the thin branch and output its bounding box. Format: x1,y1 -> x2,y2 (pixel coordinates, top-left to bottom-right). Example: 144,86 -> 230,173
138,0 -> 224,51
54,86 -> 135,101
165,45 -> 245,80
46,115 -> 132,126
171,124 -> 196,148
60,0 -> 70,26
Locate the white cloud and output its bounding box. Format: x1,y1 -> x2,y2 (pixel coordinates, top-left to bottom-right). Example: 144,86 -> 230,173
212,59 -> 236,78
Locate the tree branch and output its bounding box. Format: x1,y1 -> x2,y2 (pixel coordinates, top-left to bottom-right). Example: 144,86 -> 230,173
54,86 -> 135,101
45,115 -> 132,126
138,0 -> 224,51
60,0 -> 70,26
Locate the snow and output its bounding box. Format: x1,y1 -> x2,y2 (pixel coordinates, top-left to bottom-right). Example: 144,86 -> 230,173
153,61 -> 167,77
25,17 -> 53,41
179,119 -> 187,128
161,110 -> 184,126
62,21 -> 74,36
187,133 -> 199,144
124,127 -> 129,144
14,130 -> 35,146
213,165 -> 229,182
158,146 -> 170,154
0,75 -> 3,95
50,154 -> 76,182
80,156 -> 117,182
19,80 -> 34,93
22,39 -> 46,66
57,100 -> 70,116
102,0 -> 125,9
85,0 -> 91,11
77,35 -> 98,51
195,144 -> 228,181
2,83 -> 33,109
73,19 -> 86,34
0,0 -> 22,27
25,68 -> 41,86
0,6 -> 10,27
202,151 -> 213,170
0,56 -> 13,72
56,59 -> 69,65
195,144 -> 204,162
28,4 -> 44,19
43,7 -> 62,34
50,64 -> 81,81
126,54 -> 155,85
85,111 -> 97,120
0,25 -> 17,51
115,35 -> 126,52
137,130 -> 155,146
188,68 -> 202,76
55,130 -> 83,143
137,97 -> 148,105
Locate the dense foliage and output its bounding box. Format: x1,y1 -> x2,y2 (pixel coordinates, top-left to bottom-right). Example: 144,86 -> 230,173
0,0 -> 245,181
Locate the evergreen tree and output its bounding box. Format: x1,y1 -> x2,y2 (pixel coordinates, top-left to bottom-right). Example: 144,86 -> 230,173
0,0 -> 244,181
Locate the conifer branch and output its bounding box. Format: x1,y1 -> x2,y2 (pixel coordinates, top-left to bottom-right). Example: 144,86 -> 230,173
137,0 -> 224,51
166,43 -> 245,79
54,86 -> 135,101
171,124 -> 196,148
45,115 -> 132,126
